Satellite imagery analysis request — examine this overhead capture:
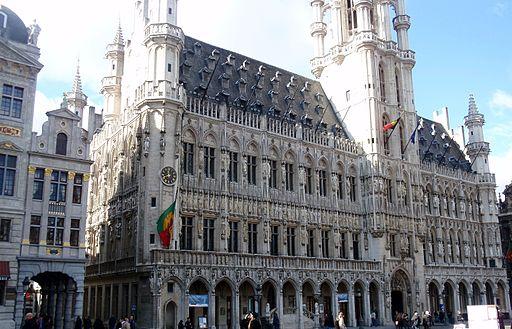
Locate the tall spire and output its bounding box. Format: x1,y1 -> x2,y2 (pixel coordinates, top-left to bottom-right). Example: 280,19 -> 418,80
468,93 -> 479,114
72,59 -> 83,95
113,21 -> 124,45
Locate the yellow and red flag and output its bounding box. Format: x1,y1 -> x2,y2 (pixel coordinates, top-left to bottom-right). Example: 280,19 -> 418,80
383,117 -> 401,132
157,201 -> 175,248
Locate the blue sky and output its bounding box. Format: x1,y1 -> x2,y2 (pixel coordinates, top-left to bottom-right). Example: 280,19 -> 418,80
6,0 -> 512,193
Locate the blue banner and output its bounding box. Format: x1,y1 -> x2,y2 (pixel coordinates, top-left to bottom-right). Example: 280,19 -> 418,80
189,294 -> 209,307
337,293 -> 348,303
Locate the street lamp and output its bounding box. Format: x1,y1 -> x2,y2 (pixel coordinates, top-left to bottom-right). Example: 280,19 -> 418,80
22,276 -> 30,325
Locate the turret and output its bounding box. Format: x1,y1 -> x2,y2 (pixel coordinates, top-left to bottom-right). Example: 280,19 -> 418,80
101,24 -> 124,120
464,94 -> 490,173
66,61 -> 88,120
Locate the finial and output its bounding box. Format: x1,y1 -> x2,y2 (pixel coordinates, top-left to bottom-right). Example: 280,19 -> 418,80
468,93 -> 478,114
72,59 -> 83,95
60,92 -> 68,109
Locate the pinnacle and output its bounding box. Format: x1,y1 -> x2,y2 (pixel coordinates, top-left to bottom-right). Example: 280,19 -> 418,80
113,22 -> 124,45
72,59 -> 83,95
468,93 -> 478,115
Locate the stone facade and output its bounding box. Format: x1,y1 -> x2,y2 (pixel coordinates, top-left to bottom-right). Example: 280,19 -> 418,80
0,6 -> 42,328
499,183 -> 512,314
84,1 -> 509,328
0,5 -> 100,328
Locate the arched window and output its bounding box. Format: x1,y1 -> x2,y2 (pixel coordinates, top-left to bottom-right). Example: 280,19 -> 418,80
395,69 -> 401,106
379,64 -> 386,102
399,123 -> 406,155
347,0 -> 358,31
56,133 -> 68,156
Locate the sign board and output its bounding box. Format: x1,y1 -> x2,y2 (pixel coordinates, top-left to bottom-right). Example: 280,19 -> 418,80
467,305 -> 498,329
189,294 -> 209,308
453,325 -> 466,329
198,316 -> 207,329
337,293 -> 348,303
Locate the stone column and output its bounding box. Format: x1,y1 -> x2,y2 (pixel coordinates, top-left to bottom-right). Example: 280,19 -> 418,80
313,293 -> 320,329
277,287 -> 284,328
348,288 -> 356,327
64,280 -> 75,329
109,283 -> 114,318
152,292 -> 162,329
75,287 -> 84,318
48,284 -> 56,322
209,291 -> 216,329
454,287 -> 461,316
54,283 -> 64,329
298,290 -> 304,329
184,290 -> 190,321
378,287 -> 385,326
39,168 -> 53,254
233,290 -> 240,329
364,286 -> 371,326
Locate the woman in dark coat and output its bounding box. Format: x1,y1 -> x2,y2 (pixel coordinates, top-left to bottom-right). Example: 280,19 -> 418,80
74,316 -> 83,329
93,318 -> 105,329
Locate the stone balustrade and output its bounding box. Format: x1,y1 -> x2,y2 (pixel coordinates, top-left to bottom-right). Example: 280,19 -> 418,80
134,80 -> 186,105
151,249 -> 382,272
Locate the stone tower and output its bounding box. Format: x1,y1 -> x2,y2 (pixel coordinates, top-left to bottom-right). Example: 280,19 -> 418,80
101,24 -> 124,121
464,94 -> 490,174
66,62 -> 88,121
310,0 -> 416,158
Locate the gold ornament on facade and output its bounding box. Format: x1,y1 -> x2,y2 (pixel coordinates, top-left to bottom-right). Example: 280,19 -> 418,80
45,168 -> 53,176
84,173 -> 91,182
28,166 -> 36,174
68,171 -> 76,180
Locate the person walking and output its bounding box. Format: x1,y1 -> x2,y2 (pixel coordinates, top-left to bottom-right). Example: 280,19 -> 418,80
74,316 -> 83,329
178,320 -> 185,329
272,314 -> 280,329
93,318 -> 105,329
411,311 -> 420,329
129,315 -> 136,329
22,313 -> 38,329
108,316 -> 116,329
184,317 -> 193,329
248,313 -> 262,329
336,311 -> 346,329
370,311 -> 377,327
324,312 -> 335,329
422,311 -> 431,329
84,316 -> 93,329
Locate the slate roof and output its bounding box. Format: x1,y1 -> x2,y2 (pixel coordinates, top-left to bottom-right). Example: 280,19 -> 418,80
179,36 -> 347,138
417,117 -> 471,172
0,6 -> 29,44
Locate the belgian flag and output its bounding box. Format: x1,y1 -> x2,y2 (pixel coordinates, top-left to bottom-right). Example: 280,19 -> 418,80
157,201 -> 176,248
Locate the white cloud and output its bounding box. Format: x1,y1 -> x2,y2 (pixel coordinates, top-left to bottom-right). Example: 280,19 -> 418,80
492,1 -> 508,16
490,147 -> 512,195
490,90 -> 512,114
33,91 -> 61,134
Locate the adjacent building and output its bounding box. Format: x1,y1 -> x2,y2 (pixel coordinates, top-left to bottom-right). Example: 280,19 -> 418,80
0,5 -> 100,328
84,1 -> 509,328
499,183 -> 512,314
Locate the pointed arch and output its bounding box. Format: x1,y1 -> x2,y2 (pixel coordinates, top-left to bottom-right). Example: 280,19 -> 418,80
379,62 -> 386,102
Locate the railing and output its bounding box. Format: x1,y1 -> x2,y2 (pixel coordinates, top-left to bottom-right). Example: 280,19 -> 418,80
186,96 -> 219,118
101,76 -> 122,87
420,161 -> 478,183
85,256 -> 135,276
310,22 -> 327,36
144,23 -> 184,44
151,250 -> 382,272
49,201 -> 66,216
227,107 -> 261,129
302,128 -> 329,146
134,81 -> 186,105
424,264 -> 506,278
267,118 -> 297,138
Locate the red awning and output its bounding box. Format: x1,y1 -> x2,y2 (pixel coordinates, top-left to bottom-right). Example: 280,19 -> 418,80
0,261 -> 10,280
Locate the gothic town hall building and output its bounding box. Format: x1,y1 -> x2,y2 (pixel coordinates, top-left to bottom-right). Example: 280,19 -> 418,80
84,1 -> 509,328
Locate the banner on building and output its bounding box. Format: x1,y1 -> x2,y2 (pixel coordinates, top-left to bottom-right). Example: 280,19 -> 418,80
337,293 -> 348,303
189,294 -> 209,307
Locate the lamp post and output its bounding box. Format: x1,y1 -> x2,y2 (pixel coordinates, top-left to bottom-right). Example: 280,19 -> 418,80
22,276 -> 30,325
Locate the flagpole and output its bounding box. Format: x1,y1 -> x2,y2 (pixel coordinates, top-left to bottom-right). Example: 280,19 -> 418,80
421,131 -> 437,162
402,121 -> 420,155
437,136 -> 454,165
469,144 -> 485,170
452,144 -> 469,169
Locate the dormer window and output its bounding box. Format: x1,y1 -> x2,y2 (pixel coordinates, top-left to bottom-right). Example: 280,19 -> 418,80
56,133 -> 68,156
0,12 -> 7,29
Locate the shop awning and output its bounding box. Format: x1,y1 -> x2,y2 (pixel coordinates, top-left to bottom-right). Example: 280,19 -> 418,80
0,261 -> 10,280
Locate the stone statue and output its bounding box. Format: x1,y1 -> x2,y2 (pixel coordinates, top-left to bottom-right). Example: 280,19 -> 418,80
433,195 -> 440,211
197,217 -> 203,238
460,201 -> 466,216
27,20 -> 41,46
441,197 -> 448,214
331,174 -> 338,192
143,136 -> 150,156
242,221 -> 248,241
438,241 -> 444,256
299,167 -> 305,186
265,303 -> 271,317
450,199 -> 456,216
262,161 -> 271,180
159,136 -> 166,153
301,225 -> 307,246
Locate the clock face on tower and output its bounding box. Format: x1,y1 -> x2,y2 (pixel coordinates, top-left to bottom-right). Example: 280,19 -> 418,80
160,166 -> 177,186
